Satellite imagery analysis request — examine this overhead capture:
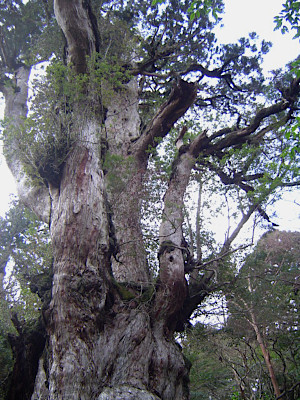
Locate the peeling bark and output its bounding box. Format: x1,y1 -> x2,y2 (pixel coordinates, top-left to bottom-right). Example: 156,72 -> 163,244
46,120 -> 112,398
28,92 -> 191,398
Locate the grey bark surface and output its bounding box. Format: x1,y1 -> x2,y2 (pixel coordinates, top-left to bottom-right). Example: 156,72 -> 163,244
25,3 -> 192,396
2,67 -> 51,222
1,1 -> 299,399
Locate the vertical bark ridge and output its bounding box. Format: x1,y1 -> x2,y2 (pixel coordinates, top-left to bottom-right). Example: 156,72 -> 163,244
104,79 -> 149,283
47,121 -> 112,398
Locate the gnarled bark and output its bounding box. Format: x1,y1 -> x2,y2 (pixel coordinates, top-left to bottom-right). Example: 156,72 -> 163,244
1,1 -> 299,399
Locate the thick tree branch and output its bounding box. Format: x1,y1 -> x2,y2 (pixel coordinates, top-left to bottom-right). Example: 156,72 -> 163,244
135,79 -> 197,160
197,90 -> 299,160
153,125 -> 219,330
155,77 -> 300,331
211,101 -> 291,152
54,0 -> 99,73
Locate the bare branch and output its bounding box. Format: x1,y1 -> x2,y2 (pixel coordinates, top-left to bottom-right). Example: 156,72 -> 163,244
222,204 -> 258,251
279,180 -> 300,188
201,161 -> 275,225
195,243 -> 253,270
180,59 -> 243,91
276,382 -> 300,399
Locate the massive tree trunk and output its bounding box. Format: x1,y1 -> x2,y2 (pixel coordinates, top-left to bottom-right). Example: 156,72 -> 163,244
1,3 -> 193,399
2,1 -> 299,399
29,86 -> 192,399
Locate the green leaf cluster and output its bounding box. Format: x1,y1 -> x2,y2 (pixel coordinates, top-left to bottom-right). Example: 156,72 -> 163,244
0,332 -> 13,400
0,200 -> 52,397
0,0 -> 61,71
274,0 -> 300,39
188,0 -> 222,22
2,52 -> 135,187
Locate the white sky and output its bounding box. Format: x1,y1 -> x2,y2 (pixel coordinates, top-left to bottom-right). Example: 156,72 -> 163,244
213,0 -> 300,232
215,0 -> 299,72
0,0 -> 299,231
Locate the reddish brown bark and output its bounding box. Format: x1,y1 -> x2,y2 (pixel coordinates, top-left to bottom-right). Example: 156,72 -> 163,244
1,1 -> 300,399
249,310 -> 281,398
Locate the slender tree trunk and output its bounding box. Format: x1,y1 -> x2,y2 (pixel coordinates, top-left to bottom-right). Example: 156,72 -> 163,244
231,366 -> 246,400
249,310 -> 281,398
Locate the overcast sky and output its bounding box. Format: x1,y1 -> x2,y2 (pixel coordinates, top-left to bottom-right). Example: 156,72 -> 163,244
216,0 -> 299,70
215,0 -> 300,232
0,0 -> 299,229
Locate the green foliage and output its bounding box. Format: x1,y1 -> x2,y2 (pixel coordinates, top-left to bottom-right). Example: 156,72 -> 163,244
230,390 -> 241,400
0,290 -> 15,398
151,0 -> 223,22
0,200 -> 51,320
282,115 -> 300,160
86,53 -> 133,107
2,62 -> 75,186
225,231 -> 300,398
188,0 -> 223,22
274,0 -> 300,39
0,200 -> 52,397
0,333 -> 13,400
0,0 -> 60,70
0,0 -> 299,395
184,324 -> 236,400
181,231 -> 300,399
2,52 -> 135,187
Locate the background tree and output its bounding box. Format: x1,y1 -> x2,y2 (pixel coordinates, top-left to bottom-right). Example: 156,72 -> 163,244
184,231 -> 300,400
183,323 -> 237,400
0,0 -> 299,399
226,230 -> 300,399
0,200 -> 51,400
